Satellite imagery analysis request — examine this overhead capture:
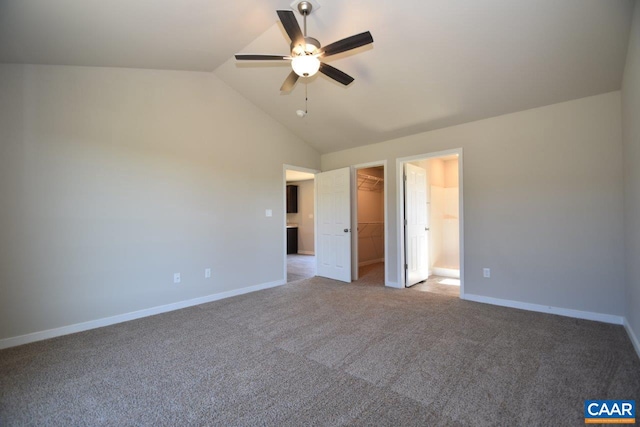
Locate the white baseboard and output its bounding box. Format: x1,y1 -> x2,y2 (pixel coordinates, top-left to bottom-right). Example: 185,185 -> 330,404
297,251 -> 315,255
623,318 -> 640,360
0,279 -> 286,350
385,281 -> 402,289
358,258 -> 384,267
463,294 -> 624,325
432,267 -> 460,278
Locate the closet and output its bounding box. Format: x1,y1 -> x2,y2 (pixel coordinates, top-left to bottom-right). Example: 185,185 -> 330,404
357,167 -> 385,269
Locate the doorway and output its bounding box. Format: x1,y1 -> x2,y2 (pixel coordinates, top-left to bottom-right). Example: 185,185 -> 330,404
309,163 -> 388,285
353,163 -> 387,285
284,166 -> 318,283
397,149 -> 464,297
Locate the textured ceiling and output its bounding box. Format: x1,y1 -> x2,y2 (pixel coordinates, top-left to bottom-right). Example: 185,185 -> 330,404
1,0 -> 635,154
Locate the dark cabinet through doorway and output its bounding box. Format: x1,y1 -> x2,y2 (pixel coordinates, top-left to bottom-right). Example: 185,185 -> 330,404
287,227 -> 298,254
286,185 -> 298,213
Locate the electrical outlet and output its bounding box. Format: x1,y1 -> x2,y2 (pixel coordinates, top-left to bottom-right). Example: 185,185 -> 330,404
174,273 -> 181,284
265,209 -> 273,217
483,268 -> 491,278
205,268 -> 211,279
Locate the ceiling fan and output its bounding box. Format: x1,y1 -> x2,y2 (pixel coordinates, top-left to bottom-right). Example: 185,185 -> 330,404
235,1 -> 373,92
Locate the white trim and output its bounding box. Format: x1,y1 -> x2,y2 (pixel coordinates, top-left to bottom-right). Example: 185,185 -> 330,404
0,279 -> 286,350
397,148 -> 464,298
283,164 -> 319,284
351,166 -> 359,280
385,281 -> 402,289
458,151 -> 465,298
464,293 -> 624,325
297,250 -> 315,255
432,267 -> 460,278
623,318 -> 640,360
358,258 -> 385,267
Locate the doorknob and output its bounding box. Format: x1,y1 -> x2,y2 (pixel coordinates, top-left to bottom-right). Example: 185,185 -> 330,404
344,229 -> 351,233
425,227 -> 430,231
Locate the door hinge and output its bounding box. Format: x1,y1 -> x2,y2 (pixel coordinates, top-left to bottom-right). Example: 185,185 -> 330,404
404,219 -> 407,226
405,264 -> 408,270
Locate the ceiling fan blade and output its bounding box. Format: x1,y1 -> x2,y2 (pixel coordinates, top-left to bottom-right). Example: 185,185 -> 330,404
277,10 -> 304,47
321,31 -> 374,57
235,54 -> 290,61
280,71 -> 300,92
319,63 -> 354,86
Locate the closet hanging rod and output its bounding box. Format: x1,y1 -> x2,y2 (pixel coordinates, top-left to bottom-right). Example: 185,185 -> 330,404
357,173 -> 384,181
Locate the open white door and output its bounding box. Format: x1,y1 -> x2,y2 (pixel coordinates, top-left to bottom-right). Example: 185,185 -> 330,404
316,167 -> 352,282
405,163 -> 429,286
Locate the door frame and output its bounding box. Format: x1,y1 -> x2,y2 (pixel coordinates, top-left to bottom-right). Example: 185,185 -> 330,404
283,164 -> 319,283
396,148 -> 465,297
351,160 -> 388,283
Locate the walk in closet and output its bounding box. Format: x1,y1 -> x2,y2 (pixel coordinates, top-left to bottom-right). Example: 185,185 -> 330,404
357,167 -> 385,269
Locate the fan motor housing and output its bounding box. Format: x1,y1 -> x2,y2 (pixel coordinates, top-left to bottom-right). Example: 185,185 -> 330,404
292,37 -> 321,56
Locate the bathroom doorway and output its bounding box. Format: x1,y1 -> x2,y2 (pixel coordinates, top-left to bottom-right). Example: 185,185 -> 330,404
398,150 -> 464,297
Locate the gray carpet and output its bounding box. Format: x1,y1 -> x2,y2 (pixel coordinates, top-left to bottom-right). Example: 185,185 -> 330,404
287,254 -> 316,282
411,275 -> 461,297
1,269 -> 639,426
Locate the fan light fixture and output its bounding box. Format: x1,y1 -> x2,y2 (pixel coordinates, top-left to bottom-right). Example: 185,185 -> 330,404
292,54 -> 320,77
234,0 -> 374,92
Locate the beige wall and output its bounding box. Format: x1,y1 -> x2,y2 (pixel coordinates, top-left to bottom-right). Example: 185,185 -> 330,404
444,159 -> 459,188
425,159 -> 442,271
0,64 -> 319,341
441,159 -> 459,269
427,159 -> 444,188
286,179 -> 315,254
418,158 -> 460,271
322,92 -> 625,316
622,2 -> 640,345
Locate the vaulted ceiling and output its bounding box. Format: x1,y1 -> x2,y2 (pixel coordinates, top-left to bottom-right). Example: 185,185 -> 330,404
1,0 -> 635,153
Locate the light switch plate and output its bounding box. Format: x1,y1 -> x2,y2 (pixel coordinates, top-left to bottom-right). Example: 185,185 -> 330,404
266,209 -> 273,217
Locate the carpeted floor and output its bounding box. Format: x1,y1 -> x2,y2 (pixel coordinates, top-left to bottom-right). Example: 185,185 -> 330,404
411,275 -> 461,297
1,271 -> 639,426
287,254 -> 316,282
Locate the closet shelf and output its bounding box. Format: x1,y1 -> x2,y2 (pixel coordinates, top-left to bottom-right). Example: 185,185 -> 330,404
357,173 -> 384,192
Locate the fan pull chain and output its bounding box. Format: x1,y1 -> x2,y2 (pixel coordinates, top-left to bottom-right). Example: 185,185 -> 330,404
296,84 -> 308,117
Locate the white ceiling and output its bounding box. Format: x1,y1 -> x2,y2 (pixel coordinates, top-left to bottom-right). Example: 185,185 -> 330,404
0,0 -> 282,71
1,0 -> 635,154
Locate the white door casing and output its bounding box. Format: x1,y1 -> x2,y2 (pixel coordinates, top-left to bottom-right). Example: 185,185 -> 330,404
316,167 -> 352,282
405,163 -> 429,286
